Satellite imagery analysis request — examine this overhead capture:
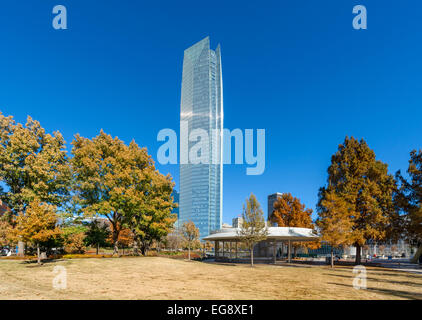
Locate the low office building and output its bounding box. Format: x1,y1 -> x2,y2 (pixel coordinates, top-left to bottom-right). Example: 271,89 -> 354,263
267,192 -> 282,220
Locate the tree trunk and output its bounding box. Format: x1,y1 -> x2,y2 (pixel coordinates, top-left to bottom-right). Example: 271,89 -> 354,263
96,243 -> 99,255
411,244 -> 422,264
140,241 -> 148,256
281,242 -> 284,259
37,243 -> 41,265
112,228 -> 119,256
250,246 -> 254,267
355,244 -> 361,265
188,245 -> 191,260
18,241 -> 25,257
133,239 -> 139,256
113,241 -> 119,256
287,241 -> 291,262
331,247 -> 334,268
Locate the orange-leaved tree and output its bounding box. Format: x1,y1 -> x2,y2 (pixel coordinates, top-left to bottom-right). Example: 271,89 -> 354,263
271,193 -> 313,228
318,137 -> 397,264
270,193 -> 319,256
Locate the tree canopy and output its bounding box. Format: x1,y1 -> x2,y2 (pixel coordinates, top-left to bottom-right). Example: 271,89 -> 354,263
0,112 -> 70,215
71,130 -> 175,255
396,150 -> 422,262
182,220 -> 200,260
316,191 -> 354,267
318,136 -> 397,264
270,193 -> 313,228
13,199 -> 61,264
238,193 -> 268,267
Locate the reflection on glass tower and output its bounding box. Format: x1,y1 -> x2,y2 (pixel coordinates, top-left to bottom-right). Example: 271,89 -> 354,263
179,37 -> 223,238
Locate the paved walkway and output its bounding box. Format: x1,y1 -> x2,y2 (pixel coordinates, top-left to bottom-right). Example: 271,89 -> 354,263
371,259 -> 422,275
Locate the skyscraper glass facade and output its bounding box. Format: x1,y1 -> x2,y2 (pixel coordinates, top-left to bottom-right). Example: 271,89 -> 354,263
179,37 -> 223,238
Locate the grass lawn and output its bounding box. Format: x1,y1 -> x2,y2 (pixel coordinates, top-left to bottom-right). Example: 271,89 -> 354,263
0,257 -> 421,300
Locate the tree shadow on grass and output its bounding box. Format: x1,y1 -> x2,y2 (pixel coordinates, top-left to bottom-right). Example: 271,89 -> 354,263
203,261 -> 239,267
325,273 -> 422,288
360,269 -> 422,279
275,263 -> 313,269
328,282 -> 422,300
21,258 -> 64,267
326,267 -> 422,279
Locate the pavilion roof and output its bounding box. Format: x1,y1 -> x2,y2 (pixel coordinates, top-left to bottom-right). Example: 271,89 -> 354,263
203,227 -> 320,242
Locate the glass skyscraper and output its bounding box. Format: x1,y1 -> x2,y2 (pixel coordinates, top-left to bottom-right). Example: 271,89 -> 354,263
179,37 -> 223,238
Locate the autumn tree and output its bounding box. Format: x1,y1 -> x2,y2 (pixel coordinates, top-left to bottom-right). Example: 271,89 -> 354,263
0,113 -> 70,254
13,199 -> 61,264
271,193 -> 314,227
271,193 -> 317,256
85,220 -> 111,255
396,150 -> 422,263
62,224 -> 88,254
0,218 -> 12,247
318,137 -> 397,264
238,193 -> 268,267
316,191 -> 354,267
182,220 -> 200,260
166,228 -> 184,251
128,170 -> 177,256
108,224 -> 134,255
72,130 -> 167,256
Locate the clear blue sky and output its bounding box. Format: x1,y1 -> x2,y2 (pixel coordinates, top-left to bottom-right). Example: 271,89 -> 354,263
1,1 -> 421,224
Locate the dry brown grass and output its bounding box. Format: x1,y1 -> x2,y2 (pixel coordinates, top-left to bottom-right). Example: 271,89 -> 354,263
0,257 -> 421,300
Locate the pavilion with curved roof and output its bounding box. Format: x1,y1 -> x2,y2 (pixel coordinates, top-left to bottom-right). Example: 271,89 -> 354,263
203,227 -> 320,263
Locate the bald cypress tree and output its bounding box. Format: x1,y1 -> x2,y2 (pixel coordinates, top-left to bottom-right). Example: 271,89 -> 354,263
318,137 -> 397,264
270,193 -> 313,228
317,191 -> 354,267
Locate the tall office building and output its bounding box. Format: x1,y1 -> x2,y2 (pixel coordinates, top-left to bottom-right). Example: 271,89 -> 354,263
179,37 -> 223,238
171,191 -> 180,229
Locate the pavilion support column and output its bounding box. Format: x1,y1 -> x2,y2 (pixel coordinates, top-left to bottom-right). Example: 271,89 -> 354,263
215,241 -> 219,258
222,241 -> 225,258
235,241 -> 238,259
288,240 -> 292,263
229,242 -> 232,259
281,242 -> 285,260
273,241 -> 277,264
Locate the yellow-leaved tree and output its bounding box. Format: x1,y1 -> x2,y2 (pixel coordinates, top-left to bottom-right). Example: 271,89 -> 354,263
238,193 -> 268,267
14,199 -> 61,264
0,112 -> 70,255
182,220 -> 200,260
71,130 -> 176,256
316,192 -> 354,267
